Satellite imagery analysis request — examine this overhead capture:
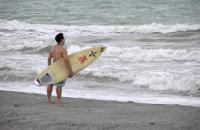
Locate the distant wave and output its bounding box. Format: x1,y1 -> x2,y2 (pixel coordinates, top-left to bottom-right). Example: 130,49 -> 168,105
0,19 -> 200,36
20,45 -> 52,53
0,42 -> 52,53
105,46 -> 200,61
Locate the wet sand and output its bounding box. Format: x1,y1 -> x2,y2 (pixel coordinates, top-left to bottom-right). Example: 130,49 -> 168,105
0,91 -> 199,130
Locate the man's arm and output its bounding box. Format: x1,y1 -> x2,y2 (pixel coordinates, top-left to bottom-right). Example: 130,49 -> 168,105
48,49 -> 52,66
63,48 -> 74,77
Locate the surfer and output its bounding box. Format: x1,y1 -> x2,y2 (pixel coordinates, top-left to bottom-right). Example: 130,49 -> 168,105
47,33 -> 74,106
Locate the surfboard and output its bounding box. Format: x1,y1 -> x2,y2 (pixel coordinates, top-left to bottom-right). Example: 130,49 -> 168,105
35,46 -> 106,86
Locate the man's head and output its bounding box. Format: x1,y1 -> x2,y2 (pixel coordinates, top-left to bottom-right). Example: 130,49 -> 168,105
55,33 -> 65,45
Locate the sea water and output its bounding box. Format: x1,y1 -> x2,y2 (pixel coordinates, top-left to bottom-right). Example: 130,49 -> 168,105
0,0 -> 200,107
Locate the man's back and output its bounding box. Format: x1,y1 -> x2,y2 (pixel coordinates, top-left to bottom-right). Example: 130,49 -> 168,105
49,45 -> 66,63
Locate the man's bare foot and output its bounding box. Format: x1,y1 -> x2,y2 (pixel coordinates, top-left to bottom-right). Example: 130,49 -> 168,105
57,102 -> 63,107
48,101 -> 52,104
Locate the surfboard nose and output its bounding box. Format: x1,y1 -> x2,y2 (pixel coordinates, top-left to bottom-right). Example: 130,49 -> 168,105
34,79 -> 41,86
100,46 -> 107,52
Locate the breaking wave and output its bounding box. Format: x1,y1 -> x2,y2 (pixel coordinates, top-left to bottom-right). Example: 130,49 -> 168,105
0,19 -> 200,36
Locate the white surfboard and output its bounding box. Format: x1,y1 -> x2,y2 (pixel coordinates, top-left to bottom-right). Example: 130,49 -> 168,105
35,46 -> 106,86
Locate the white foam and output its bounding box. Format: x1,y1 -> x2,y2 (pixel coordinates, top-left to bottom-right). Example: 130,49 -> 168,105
1,83 -> 199,107
81,67 -> 200,95
105,46 -> 200,61
0,19 -> 200,36
67,91 -> 200,107
133,72 -> 200,93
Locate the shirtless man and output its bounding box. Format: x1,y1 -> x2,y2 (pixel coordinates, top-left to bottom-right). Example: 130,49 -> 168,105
47,33 -> 74,105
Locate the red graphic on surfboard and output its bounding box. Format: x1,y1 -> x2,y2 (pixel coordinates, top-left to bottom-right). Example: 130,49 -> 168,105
79,55 -> 87,64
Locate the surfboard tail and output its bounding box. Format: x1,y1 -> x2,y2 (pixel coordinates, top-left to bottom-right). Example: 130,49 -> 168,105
34,79 -> 41,86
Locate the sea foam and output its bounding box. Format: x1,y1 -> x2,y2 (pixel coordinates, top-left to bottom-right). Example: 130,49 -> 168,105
0,19 -> 200,36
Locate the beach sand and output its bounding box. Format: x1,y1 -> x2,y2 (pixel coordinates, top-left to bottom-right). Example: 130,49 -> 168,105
0,91 -> 199,130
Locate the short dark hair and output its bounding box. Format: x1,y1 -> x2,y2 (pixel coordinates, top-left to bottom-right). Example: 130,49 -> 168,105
55,33 -> 64,43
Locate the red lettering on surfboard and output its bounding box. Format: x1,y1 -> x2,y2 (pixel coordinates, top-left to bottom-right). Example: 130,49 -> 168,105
79,55 -> 87,64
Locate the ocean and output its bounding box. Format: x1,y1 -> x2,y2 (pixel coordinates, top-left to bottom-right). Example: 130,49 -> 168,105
0,0 -> 200,107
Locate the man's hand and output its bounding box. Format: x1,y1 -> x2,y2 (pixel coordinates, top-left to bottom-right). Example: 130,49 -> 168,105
68,71 -> 74,78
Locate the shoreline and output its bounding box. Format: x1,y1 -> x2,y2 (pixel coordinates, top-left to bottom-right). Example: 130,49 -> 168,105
0,90 -> 200,130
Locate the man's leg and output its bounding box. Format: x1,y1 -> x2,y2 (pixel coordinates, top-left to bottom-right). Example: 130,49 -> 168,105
56,86 -> 62,105
47,85 -> 53,104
